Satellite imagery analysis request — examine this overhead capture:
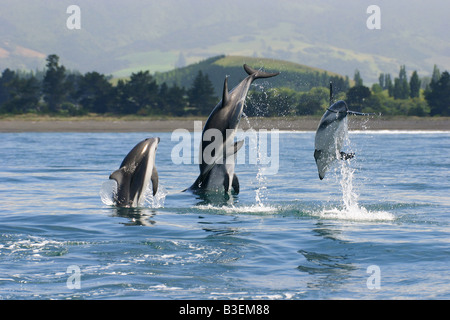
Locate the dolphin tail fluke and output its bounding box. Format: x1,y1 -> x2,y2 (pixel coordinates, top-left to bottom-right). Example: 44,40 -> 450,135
243,64 -> 280,79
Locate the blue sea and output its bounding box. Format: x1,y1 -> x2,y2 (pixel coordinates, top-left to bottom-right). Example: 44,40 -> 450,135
0,127 -> 449,300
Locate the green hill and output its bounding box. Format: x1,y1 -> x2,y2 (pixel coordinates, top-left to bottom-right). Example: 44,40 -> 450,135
153,55 -> 350,96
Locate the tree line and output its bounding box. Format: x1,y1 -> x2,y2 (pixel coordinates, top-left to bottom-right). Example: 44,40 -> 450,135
0,54 -> 216,117
247,65 -> 449,117
0,54 -> 448,117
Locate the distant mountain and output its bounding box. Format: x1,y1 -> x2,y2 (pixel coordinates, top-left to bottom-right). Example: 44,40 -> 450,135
1,0 -> 448,83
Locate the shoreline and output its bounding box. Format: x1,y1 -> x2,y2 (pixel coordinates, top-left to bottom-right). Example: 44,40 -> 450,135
0,116 -> 449,132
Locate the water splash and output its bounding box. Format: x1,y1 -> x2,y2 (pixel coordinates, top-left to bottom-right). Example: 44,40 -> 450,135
144,185 -> 167,208
100,179 -> 117,206
319,160 -> 394,221
319,126 -> 395,221
242,112 -> 269,208
99,179 -> 166,209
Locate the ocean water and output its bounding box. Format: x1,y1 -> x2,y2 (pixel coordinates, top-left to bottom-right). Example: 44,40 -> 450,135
0,128 -> 449,300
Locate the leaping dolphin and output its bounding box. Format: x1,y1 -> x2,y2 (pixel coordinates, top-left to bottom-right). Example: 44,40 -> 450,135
189,64 -> 279,193
109,137 -> 160,207
314,100 -> 373,180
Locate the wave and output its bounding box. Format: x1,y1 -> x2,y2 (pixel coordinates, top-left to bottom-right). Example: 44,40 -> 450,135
196,203 -> 279,214
312,205 -> 395,222
349,130 -> 450,134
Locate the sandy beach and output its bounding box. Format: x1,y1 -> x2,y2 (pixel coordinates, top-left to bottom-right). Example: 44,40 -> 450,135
0,116 -> 449,132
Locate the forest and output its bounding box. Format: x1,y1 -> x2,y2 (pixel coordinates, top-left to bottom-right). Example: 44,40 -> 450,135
0,54 -> 449,117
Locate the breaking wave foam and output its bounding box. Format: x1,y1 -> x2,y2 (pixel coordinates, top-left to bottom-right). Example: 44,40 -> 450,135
196,203 -> 278,214
317,205 -> 395,221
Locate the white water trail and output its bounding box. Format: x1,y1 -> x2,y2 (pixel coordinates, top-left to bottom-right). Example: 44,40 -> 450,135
320,126 -> 394,221
242,112 -> 269,208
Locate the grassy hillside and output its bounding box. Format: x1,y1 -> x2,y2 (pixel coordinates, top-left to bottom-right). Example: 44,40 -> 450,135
153,55 -> 349,95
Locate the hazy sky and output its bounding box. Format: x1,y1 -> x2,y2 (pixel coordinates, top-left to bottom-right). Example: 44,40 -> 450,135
1,0 -> 448,81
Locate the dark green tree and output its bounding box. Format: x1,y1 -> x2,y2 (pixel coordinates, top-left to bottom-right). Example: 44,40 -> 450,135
159,83 -> 187,116
393,65 -> 409,99
425,71 -> 450,116
385,74 -> 394,97
264,87 -> 297,116
169,85 -> 187,116
346,85 -> 371,112
409,70 -> 421,98
1,73 -> 40,113
112,79 -> 128,114
296,87 -> 329,115
353,69 -> 363,86
123,71 -> 159,114
42,54 -> 69,113
378,73 -> 385,89
329,75 -> 350,96
188,71 -> 217,115
0,68 -> 16,110
431,65 -> 441,83
157,82 -> 169,114
77,72 -> 114,113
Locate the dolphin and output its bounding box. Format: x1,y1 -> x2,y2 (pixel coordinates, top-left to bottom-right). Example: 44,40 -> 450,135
109,137 -> 160,207
189,64 -> 279,193
314,100 -> 373,180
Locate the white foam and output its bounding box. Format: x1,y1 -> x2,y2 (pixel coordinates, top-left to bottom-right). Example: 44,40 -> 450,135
196,204 -> 278,214
317,206 -> 395,222
99,179 -> 166,208
149,284 -> 183,291
349,130 -> 449,134
143,185 -> 167,208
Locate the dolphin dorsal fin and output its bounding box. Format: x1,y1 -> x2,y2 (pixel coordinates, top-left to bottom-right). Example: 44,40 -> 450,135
109,167 -> 128,185
151,165 -> 159,196
222,76 -> 230,105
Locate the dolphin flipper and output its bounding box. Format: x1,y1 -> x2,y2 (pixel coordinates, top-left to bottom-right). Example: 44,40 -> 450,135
314,149 -> 321,162
226,140 -> 244,158
339,152 -> 355,160
190,140 -> 244,192
243,64 -> 280,79
232,174 -> 239,194
223,172 -> 230,193
151,166 -> 158,196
